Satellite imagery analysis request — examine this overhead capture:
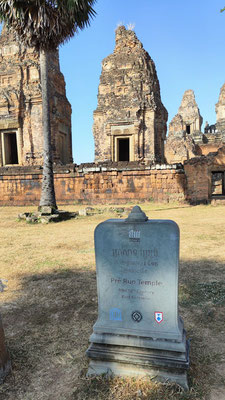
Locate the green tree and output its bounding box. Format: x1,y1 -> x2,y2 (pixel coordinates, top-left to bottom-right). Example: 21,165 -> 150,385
0,0 -> 96,212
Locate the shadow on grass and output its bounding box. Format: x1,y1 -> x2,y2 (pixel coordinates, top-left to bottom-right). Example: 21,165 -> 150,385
0,268 -> 98,399
0,259 -> 224,399
152,205 -> 191,212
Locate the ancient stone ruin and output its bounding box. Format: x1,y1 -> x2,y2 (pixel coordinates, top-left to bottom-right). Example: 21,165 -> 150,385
0,25 -> 225,205
170,90 -> 203,137
201,83 -> 225,155
93,25 -> 168,164
0,26 -> 72,167
215,82 -> 225,136
165,90 -> 202,164
166,85 -> 225,164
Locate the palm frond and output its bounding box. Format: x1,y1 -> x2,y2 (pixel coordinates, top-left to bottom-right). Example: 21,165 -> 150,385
0,0 -> 97,50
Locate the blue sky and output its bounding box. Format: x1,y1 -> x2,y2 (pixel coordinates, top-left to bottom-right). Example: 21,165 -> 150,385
60,0 -> 225,164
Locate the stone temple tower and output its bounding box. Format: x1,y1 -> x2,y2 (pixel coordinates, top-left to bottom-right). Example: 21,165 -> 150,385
0,26 -> 72,167
93,26 -> 168,164
215,82 -> 225,135
168,90 -> 203,139
164,90 -> 203,164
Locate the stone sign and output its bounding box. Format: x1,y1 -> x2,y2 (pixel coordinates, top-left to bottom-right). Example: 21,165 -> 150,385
86,206 -> 189,390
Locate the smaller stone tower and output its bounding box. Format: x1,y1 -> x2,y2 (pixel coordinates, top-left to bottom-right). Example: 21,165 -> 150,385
215,82 -> 225,135
165,90 -> 202,164
93,26 -> 168,164
169,90 -> 203,139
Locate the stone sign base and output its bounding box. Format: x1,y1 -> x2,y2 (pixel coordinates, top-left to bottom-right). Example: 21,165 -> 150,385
86,334 -> 189,390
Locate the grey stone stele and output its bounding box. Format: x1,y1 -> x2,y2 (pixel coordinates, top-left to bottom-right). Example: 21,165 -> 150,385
86,206 -> 189,390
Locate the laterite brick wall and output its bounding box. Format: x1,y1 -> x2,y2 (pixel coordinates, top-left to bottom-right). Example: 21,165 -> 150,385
184,147 -> 225,204
0,163 -> 186,205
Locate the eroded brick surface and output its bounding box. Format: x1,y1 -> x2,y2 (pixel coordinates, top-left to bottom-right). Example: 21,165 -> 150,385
215,83 -> 225,135
184,146 -> 225,203
93,26 -> 168,164
165,90 -> 202,163
0,147 -> 225,205
0,26 -> 72,167
166,87 -> 225,164
0,163 -> 186,205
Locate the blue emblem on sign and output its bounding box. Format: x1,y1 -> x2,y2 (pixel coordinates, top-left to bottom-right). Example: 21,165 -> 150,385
154,311 -> 163,324
110,308 -> 122,321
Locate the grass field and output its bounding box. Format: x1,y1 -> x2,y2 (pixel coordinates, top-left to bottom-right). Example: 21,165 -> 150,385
0,203 -> 225,400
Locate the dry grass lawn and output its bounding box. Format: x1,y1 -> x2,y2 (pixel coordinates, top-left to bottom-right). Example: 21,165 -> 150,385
0,202 -> 225,400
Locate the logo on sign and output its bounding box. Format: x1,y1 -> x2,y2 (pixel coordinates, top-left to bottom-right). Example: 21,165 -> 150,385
131,310 -> 143,323
129,230 -> 140,242
154,311 -> 163,324
110,308 -> 122,321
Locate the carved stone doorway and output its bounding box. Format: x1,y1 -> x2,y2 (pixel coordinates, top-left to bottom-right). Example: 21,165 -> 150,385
1,131 -> 19,165
113,134 -> 134,162
118,138 -> 129,161
211,171 -> 225,196
186,124 -> 191,134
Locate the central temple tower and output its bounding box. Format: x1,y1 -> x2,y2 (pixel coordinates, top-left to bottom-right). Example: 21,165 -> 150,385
93,26 -> 168,164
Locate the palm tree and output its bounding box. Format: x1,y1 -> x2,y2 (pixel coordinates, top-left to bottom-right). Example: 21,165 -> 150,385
0,0 -> 96,212
0,312 -> 11,383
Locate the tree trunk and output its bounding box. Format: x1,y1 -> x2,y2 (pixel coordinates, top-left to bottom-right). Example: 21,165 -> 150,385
0,312 -> 11,383
39,49 -> 57,211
